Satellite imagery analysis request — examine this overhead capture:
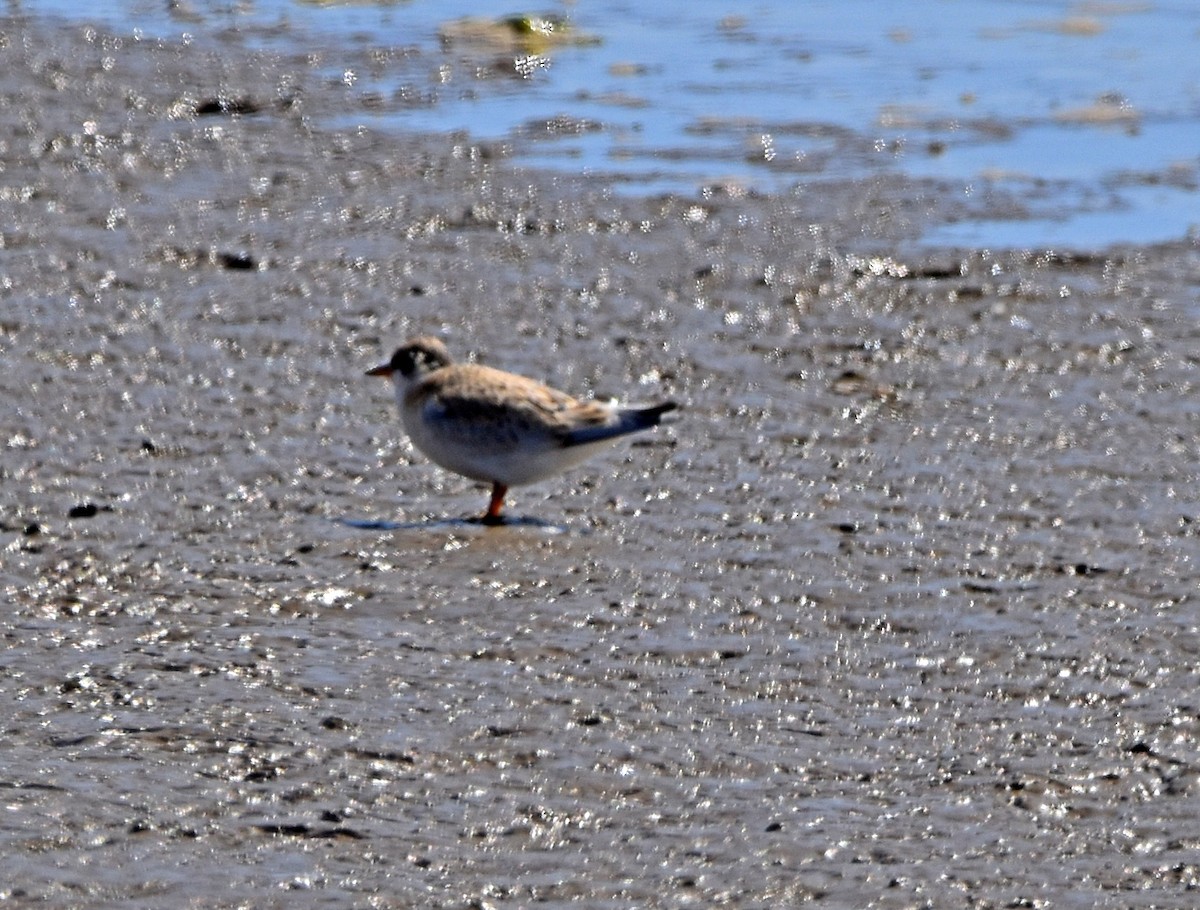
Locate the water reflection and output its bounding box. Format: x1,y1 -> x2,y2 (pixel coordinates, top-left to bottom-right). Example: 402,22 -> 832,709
26,0 -> 1200,247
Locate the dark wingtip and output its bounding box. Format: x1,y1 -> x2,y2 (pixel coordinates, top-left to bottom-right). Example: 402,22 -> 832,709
561,400 -> 680,447
645,401 -> 679,422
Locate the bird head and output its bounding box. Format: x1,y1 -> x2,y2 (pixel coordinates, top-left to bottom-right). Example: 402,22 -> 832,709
366,336 -> 453,389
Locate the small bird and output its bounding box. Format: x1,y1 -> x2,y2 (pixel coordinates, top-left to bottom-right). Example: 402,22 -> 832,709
367,336 -> 677,524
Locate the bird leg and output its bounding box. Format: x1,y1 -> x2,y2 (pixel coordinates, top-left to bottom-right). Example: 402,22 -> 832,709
482,482 -> 508,525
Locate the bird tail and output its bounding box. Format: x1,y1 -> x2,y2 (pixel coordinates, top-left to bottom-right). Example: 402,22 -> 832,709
562,401 -> 678,447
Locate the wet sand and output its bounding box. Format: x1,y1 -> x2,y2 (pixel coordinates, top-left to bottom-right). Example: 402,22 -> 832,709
3,13 -> 1200,908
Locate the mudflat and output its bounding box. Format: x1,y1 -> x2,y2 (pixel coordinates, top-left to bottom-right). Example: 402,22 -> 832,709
2,13 -> 1198,908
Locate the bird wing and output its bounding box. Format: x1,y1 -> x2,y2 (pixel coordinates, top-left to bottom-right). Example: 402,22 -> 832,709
560,401 -> 677,447
415,365 -> 614,449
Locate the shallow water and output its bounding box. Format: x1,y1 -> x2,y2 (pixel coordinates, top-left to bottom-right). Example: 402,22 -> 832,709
29,0 -> 1200,249
3,9 -> 1200,909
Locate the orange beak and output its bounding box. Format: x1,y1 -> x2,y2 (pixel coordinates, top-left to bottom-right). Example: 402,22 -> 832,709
366,363 -> 393,377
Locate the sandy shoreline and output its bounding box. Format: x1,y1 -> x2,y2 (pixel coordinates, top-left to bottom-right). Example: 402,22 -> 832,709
3,13 -> 1199,908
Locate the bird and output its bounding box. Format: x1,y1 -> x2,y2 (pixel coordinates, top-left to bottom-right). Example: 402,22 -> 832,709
366,336 -> 677,524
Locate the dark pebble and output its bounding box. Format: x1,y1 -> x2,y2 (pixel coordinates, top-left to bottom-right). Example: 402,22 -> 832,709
218,251 -> 257,270
195,96 -> 262,116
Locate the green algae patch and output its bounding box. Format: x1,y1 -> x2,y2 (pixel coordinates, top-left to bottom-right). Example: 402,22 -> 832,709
439,14 -> 600,54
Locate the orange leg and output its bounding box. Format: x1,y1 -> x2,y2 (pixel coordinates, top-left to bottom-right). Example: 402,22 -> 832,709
483,483 -> 508,525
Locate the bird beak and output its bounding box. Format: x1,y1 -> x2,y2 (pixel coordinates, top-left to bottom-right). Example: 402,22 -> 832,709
366,363 -> 393,378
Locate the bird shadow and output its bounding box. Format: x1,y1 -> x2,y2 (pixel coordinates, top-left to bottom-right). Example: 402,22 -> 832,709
335,513 -> 569,533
